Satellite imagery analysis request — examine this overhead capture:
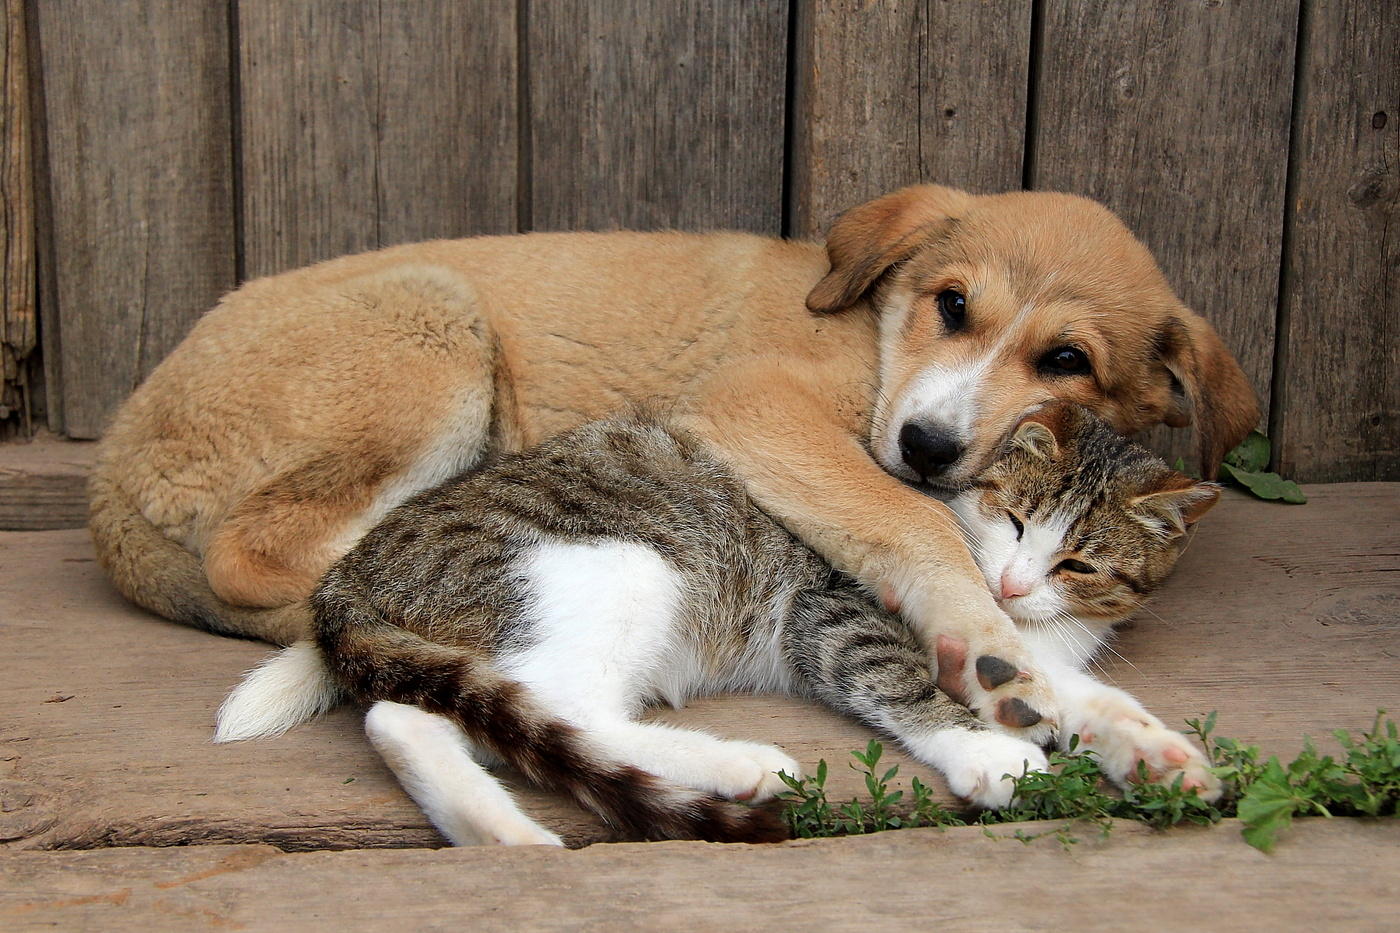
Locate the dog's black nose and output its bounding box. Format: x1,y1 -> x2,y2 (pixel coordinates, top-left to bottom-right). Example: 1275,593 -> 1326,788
899,422 -> 965,478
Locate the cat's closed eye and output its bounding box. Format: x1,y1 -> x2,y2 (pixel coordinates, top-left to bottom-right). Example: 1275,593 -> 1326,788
1054,558 -> 1096,575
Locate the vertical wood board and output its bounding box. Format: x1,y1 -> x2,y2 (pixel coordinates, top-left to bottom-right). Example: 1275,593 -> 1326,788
1030,1 -> 1299,466
790,0 -> 1032,238
239,0 -> 519,280
1276,0 -> 1398,481
37,0 -> 237,438
2,0 -> 35,435
528,0 -> 787,233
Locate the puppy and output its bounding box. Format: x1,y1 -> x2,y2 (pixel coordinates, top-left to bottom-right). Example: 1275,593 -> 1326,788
90,184 -> 1257,739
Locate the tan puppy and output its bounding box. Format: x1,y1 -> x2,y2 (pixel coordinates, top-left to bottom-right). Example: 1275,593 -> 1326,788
90,185 -> 1257,740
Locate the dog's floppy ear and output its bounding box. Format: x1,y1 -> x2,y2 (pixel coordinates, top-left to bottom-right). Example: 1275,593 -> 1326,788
1155,309 -> 1260,479
806,185 -> 972,314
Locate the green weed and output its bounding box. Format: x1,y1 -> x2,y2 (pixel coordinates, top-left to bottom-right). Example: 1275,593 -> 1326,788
776,710 -> 1398,852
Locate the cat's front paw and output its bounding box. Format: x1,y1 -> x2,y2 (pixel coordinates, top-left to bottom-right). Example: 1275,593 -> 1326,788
1065,694 -> 1220,801
935,634 -> 1059,746
919,728 -> 1049,810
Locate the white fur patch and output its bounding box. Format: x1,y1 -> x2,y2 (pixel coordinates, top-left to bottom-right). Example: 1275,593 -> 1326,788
214,641 -> 343,742
501,538 -> 684,721
898,725 -> 1048,809
364,701 -> 562,846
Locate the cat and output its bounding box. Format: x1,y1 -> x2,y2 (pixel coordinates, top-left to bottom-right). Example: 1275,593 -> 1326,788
217,401 -> 1221,845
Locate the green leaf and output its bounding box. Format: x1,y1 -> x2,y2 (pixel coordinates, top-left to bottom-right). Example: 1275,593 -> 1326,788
1218,462 -> 1307,504
1226,430 -> 1272,472
1237,760 -> 1298,853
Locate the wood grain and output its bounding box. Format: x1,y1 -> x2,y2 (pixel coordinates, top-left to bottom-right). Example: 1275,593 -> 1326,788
35,0 -> 236,439
238,0 -> 518,280
1029,1 -> 1299,466
1274,0 -> 1399,482
2,485 -> 1396,851
0,434 -> 93,530
790,0 -> 1032,238
1,0 -> 34,438
4,821 -> 1399,931
527,0 -> 787,233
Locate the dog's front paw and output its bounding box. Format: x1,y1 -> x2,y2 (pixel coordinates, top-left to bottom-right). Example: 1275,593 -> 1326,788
936,634 -> 1059,746
1065,692 -> 1220,801
920,728 -> 1049,810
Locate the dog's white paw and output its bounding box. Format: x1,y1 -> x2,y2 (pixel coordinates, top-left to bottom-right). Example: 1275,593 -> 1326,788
916,728 -> 1049,810
1064,692 -> 1220,801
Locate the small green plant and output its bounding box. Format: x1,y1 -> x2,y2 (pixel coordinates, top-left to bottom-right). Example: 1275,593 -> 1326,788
777,740 -> 965,838
1189,429 -> 1306,503
778,711 -> 1398,852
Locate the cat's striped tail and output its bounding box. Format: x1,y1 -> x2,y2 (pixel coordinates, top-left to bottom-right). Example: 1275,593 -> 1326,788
313,588 -> 790,845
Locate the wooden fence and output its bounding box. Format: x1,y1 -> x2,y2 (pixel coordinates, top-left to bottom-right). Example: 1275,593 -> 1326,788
1,0 -> 1395,481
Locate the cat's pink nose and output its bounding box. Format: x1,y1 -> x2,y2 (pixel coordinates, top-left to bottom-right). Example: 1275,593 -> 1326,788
1000,573 -> 1030,600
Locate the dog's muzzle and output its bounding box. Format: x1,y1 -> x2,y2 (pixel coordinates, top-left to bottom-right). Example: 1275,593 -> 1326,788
899,422 -> 966,480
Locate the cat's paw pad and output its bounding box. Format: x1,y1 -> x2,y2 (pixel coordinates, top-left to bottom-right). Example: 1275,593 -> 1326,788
937,636 -> 1058,744
1068,699 -> 1220,802
936,731 -> 1049,810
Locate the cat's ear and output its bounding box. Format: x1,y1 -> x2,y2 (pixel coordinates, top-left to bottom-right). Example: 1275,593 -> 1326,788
1131,478 -> 1222,536
1154,309 -> 1260,479
1010,420 -> 1059,459
1010,400 -> 1078,458
806,185 -> 972,314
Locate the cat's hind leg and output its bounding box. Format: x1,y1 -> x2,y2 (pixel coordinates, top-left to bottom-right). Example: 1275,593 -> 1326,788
364,701 -> 563,847
590,721 -> 800,803
509,537 -> 800,802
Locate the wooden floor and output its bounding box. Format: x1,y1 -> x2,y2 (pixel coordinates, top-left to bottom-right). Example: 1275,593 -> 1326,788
2,482 -> 1398,930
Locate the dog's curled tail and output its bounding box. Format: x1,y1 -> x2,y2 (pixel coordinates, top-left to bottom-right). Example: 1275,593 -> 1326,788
87,461 -> 310,645
314,586 -> 789,844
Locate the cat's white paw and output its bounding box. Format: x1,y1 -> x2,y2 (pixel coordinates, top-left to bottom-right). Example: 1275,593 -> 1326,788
1064,693 -> 1220,802
723,741 -> 802,803
917,728 -> 1049,810
655,739 -> 801,803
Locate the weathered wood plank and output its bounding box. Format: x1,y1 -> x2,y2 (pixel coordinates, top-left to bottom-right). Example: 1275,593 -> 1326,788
790,0 -> 1032,237
374,1 -> 517,246
2,485 -> 1396,852
1030,2 -> 1299,466
4,821 -> 1399,932
528,0 -> 787,233
238,0 -> 518,280
0,434 -> 93,530
1,0 -> 35,438
1275,1 -> 1399,482
35,0 -> 236,439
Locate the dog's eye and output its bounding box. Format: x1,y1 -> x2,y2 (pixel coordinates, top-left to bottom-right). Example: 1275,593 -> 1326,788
1039,346 -> 1090,375
1007,511 -> 1024,541
937,290 -> 967,332
1055,558 -> 1096,575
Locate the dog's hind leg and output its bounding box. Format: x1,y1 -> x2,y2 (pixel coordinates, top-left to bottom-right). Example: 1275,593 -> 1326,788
201,267 -> 507,613
364,701 -> 564,847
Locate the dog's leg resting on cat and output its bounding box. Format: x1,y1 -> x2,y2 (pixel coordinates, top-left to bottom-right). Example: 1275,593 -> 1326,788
689,361 -> 1058,744
1019,627 -> 1220,800
364,701 -> 564,847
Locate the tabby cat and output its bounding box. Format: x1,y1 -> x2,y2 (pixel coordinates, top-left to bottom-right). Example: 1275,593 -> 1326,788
218,401 -> 1221,845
